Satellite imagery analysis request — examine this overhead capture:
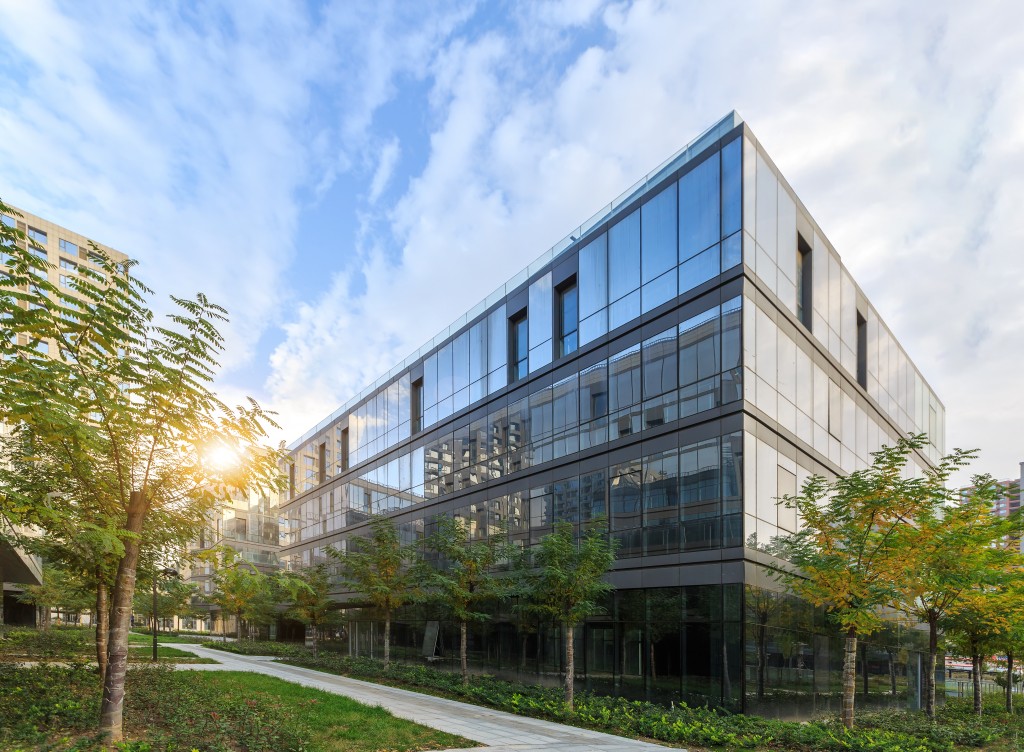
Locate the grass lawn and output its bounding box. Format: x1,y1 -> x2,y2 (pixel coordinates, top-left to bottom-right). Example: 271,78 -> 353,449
128,631 -> 218,645
0,627 -> 215,663
0,663 -> 473,751
127,645 -> 217,663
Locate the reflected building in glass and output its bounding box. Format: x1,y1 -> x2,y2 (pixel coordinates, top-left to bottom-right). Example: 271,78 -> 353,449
279,113 -> 945,718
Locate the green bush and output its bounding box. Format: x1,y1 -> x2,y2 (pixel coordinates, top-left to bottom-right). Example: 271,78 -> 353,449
0,663 -> 303,751
284,653 -> 1024,752
0,626 -> 95,660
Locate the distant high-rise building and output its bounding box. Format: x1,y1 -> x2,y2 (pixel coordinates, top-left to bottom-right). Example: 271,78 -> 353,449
959,465 -> 1022,519
0,202 -> 129,625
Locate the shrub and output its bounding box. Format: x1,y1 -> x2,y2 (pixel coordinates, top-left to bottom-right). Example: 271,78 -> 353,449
0,626 -> 95,660
283,653 -> 1022,752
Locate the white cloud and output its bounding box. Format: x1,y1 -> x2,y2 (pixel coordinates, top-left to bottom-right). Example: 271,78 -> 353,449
267,0 -> 1024,487
0,0 -> 329,373
368,138 -> 401,205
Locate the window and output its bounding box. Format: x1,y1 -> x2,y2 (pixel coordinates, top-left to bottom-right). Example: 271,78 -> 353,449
59,257 -> 78,273
411,379 -> 424,434
796,234 -> 812,330
557,280 -> 578,356
0,214 -> 14,228
509,311 -> 528,382
318,442 -> 326,484
828,378 -> 841,439
59,274 -> 74,288
857,311 -> 867,389
59,238 -> 78,256
27,226 -> 47,246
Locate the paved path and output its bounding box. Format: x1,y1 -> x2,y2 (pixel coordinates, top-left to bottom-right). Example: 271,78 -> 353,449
165,643 -> 670,752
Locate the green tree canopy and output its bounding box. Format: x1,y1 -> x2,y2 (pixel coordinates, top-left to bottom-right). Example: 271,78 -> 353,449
772,435 -> 973,728
516,520 -> 616,710
327,515 -> 422,667
891,474 -> 1022,717
424,515 -> 514,684
204,549 -> 275,641
279,564 -> 339,657
0,201 -> 284,743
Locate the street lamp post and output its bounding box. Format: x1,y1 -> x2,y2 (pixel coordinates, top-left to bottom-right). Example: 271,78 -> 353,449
152,567 -> 179,662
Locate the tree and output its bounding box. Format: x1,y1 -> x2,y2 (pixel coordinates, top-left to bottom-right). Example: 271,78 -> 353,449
280,564 -> 339,657
516,520 -> 616,711
772,436 -> 947,729
0,202 -> 284,743
424,515 -> 513,684
206,551 -> 274,641
18,564 -> 94,629
891,474 -> 1021,717
943,589 -> 1010,716
993,603 -> 1024,714
327,515 -> 422,667
132,570 -> 199,630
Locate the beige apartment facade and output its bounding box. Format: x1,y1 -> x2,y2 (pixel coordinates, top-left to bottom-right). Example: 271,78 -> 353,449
0,202 -> 129,625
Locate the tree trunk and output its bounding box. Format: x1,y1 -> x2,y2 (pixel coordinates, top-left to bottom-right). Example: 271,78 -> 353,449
722,638 -> 732,702
1006,651 -> 1014,714
649,638 -> 657,683
99,491 -> 147,744
384,608 -> 391,668
312,625 -> 318,658
925,616 -> 938,719
236,613 -> 242,642
520,632 -> 528,671
460,620 -> 468,685
756,621 -> 767,700
861,643 -> 870,699
96,582 -> 108,679
886,647 -> 897,697
972,650 -> 983,716
841,626 -> 857,729
565,623 -> 575,711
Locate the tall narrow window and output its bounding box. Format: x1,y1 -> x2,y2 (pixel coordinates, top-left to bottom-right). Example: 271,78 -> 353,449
796,234 -> 812,330
510,311 -> 528,382
340,428 -> 350,471
557,279 -> 578,357
411,378 -> 424,434
856,312 -> 867,389
828,378 -> 841,439
288,463 -> 296,499
317,442 -> 326,484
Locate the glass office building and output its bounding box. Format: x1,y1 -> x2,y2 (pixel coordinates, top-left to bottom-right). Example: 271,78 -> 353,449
279,112 -> 945,717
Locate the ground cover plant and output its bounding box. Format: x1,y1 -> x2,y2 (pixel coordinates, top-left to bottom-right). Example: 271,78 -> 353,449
282,652 -> 1024,752
0,627 -> 215,664
126,631 -> 215,645
0,663 -> 471,752
202,639 -> 310,658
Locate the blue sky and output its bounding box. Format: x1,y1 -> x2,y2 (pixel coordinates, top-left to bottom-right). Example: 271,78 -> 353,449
0,0 -> 1021,484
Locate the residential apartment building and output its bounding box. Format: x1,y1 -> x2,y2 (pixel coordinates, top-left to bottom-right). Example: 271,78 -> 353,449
0,203 -> 129,625
278,113 -> 945,718
972,464 -> 1022,520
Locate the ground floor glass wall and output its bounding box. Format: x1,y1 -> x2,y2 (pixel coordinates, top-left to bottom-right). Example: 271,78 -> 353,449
332,576 -> 935,719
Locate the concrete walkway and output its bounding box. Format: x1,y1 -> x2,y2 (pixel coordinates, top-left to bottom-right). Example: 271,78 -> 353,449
165,643 -> 670,752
